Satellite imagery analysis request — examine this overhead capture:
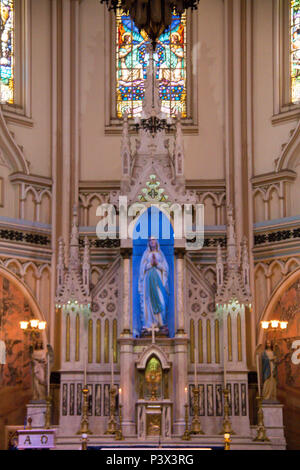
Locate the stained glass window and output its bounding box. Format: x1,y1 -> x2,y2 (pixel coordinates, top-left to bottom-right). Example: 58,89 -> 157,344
291,0 -> 300,103
116,9 -> 187,118
0,0 -> 14,104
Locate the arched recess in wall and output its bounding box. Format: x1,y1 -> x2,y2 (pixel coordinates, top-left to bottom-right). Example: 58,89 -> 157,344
253,189 -> 265,223
0,107 -> 29,175
276,120 -> 300,218
258,267 -> 300,450
0,265 -> 47,448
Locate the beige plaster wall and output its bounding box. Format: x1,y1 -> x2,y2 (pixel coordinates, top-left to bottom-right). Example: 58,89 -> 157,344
6,0 -> 52,178
252,0 -> 298,176
79,0 -> 225,181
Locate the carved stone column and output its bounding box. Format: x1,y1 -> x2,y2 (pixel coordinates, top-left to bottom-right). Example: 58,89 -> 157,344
119,336 -> 135,436
175,247 -> 185,335
172,336 -> 189,436
121,248 -> 132,335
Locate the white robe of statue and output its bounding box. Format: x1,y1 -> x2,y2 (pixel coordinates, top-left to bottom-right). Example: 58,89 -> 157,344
138,238 -> 169,330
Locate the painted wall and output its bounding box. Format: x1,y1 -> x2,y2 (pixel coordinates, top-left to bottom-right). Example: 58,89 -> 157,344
0,272 -> 35,450
266,273 -> 300,449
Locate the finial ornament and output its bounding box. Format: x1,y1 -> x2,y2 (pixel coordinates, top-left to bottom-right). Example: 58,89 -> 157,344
215,205 -> 252,306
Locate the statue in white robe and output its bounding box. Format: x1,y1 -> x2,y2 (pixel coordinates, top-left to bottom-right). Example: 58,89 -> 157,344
138,238 -> 169,333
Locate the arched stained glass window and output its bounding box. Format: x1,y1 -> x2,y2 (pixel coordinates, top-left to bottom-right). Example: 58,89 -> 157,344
0,0 -> 14,104
116,8 -> 187,118
290,0 -> 300,103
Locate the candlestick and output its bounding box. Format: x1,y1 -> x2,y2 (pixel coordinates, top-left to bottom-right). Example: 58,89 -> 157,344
253,396 -> 270,442
181,404 -> 191,441
111,348 -> 114,386
194,348 -> 197,386
84,352 -> 87,386
47,353 -> 50,397
223,322 -> 227,389
256,354 -> 261,397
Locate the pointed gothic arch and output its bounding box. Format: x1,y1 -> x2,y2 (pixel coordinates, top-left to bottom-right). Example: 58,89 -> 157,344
258,267 -> 300,345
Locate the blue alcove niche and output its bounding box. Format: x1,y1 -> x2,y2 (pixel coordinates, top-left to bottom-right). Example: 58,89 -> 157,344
132,206 -> 174,338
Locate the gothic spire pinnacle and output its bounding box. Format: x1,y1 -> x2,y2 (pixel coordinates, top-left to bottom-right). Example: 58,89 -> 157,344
216,243 -> 224,288
142,46 -> 162,118
121,112 -> 131,178
56,236 -> 65,292
174,114 -> 184,177
226,204 -> 238,271
241,236 -> 251,294
69,205 -> 80,272
215,206 -> 252,306
82,236 -> 91,294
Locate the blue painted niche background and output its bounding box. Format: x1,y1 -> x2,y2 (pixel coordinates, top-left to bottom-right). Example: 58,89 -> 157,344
132,207 -> 174,338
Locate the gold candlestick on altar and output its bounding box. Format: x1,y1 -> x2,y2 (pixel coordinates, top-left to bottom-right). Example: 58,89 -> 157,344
44,395 -> 52,429
190,386 -> 204,435
253,396 -> 270,442
219,387 -> 235,435
181,403 -> 191,441
105,385 -> 118,435
224,432 -> 231,450
77,386 -> 92,435
115,404 -> 124,441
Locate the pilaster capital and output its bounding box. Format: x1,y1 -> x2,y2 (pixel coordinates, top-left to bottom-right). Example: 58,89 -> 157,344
174,247 -> 186,259
120,248 -> 132,259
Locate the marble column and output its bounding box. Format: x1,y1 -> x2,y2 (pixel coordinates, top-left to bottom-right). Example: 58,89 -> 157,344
120,248 -> 132,335
172,337 -> 189,436
175,248 -> 185,335
173,247 -> 188,435
119,337 -> 135,435
119,248 -> 135,435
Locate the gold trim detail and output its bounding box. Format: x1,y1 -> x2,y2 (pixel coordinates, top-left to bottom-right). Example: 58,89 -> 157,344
88,319 -> 93,363
104,319 -> 109,363
215,319 -> 220,363
66,313 -> 70,362
75,314 -> 80,362
227,314 -> 232,361
237,313 -> 242,361
113,319 -> 117,363
190,319 -> 195,363
206,319 -> 211,364
96,319 -> 101,363
198,319 -> 203,363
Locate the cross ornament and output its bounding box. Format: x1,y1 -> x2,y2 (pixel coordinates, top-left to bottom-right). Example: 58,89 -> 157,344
150,324 -> 160,344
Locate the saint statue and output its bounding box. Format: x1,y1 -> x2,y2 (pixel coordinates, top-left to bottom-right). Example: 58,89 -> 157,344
262,340 -> 277,401
30,342 -> 47,401
138,238 -> 169,334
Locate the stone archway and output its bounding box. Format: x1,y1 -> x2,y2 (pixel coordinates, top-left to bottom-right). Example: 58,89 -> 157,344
0,265 -> 47,449
259,267 -> 300,450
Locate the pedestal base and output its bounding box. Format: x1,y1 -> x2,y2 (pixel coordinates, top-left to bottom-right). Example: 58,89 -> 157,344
262,402 -> 286,446
26,401 -> 47,428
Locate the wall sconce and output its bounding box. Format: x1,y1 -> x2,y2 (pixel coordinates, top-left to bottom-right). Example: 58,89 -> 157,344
20,319 -> 47,331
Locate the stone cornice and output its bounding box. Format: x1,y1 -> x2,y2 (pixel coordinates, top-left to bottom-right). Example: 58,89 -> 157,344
9,172 -> 53,188
78,179 -> 226,193
251,169 -> 296,187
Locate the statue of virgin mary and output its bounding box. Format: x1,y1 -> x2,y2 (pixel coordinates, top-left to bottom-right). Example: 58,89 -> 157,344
138,238 -> 169,333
